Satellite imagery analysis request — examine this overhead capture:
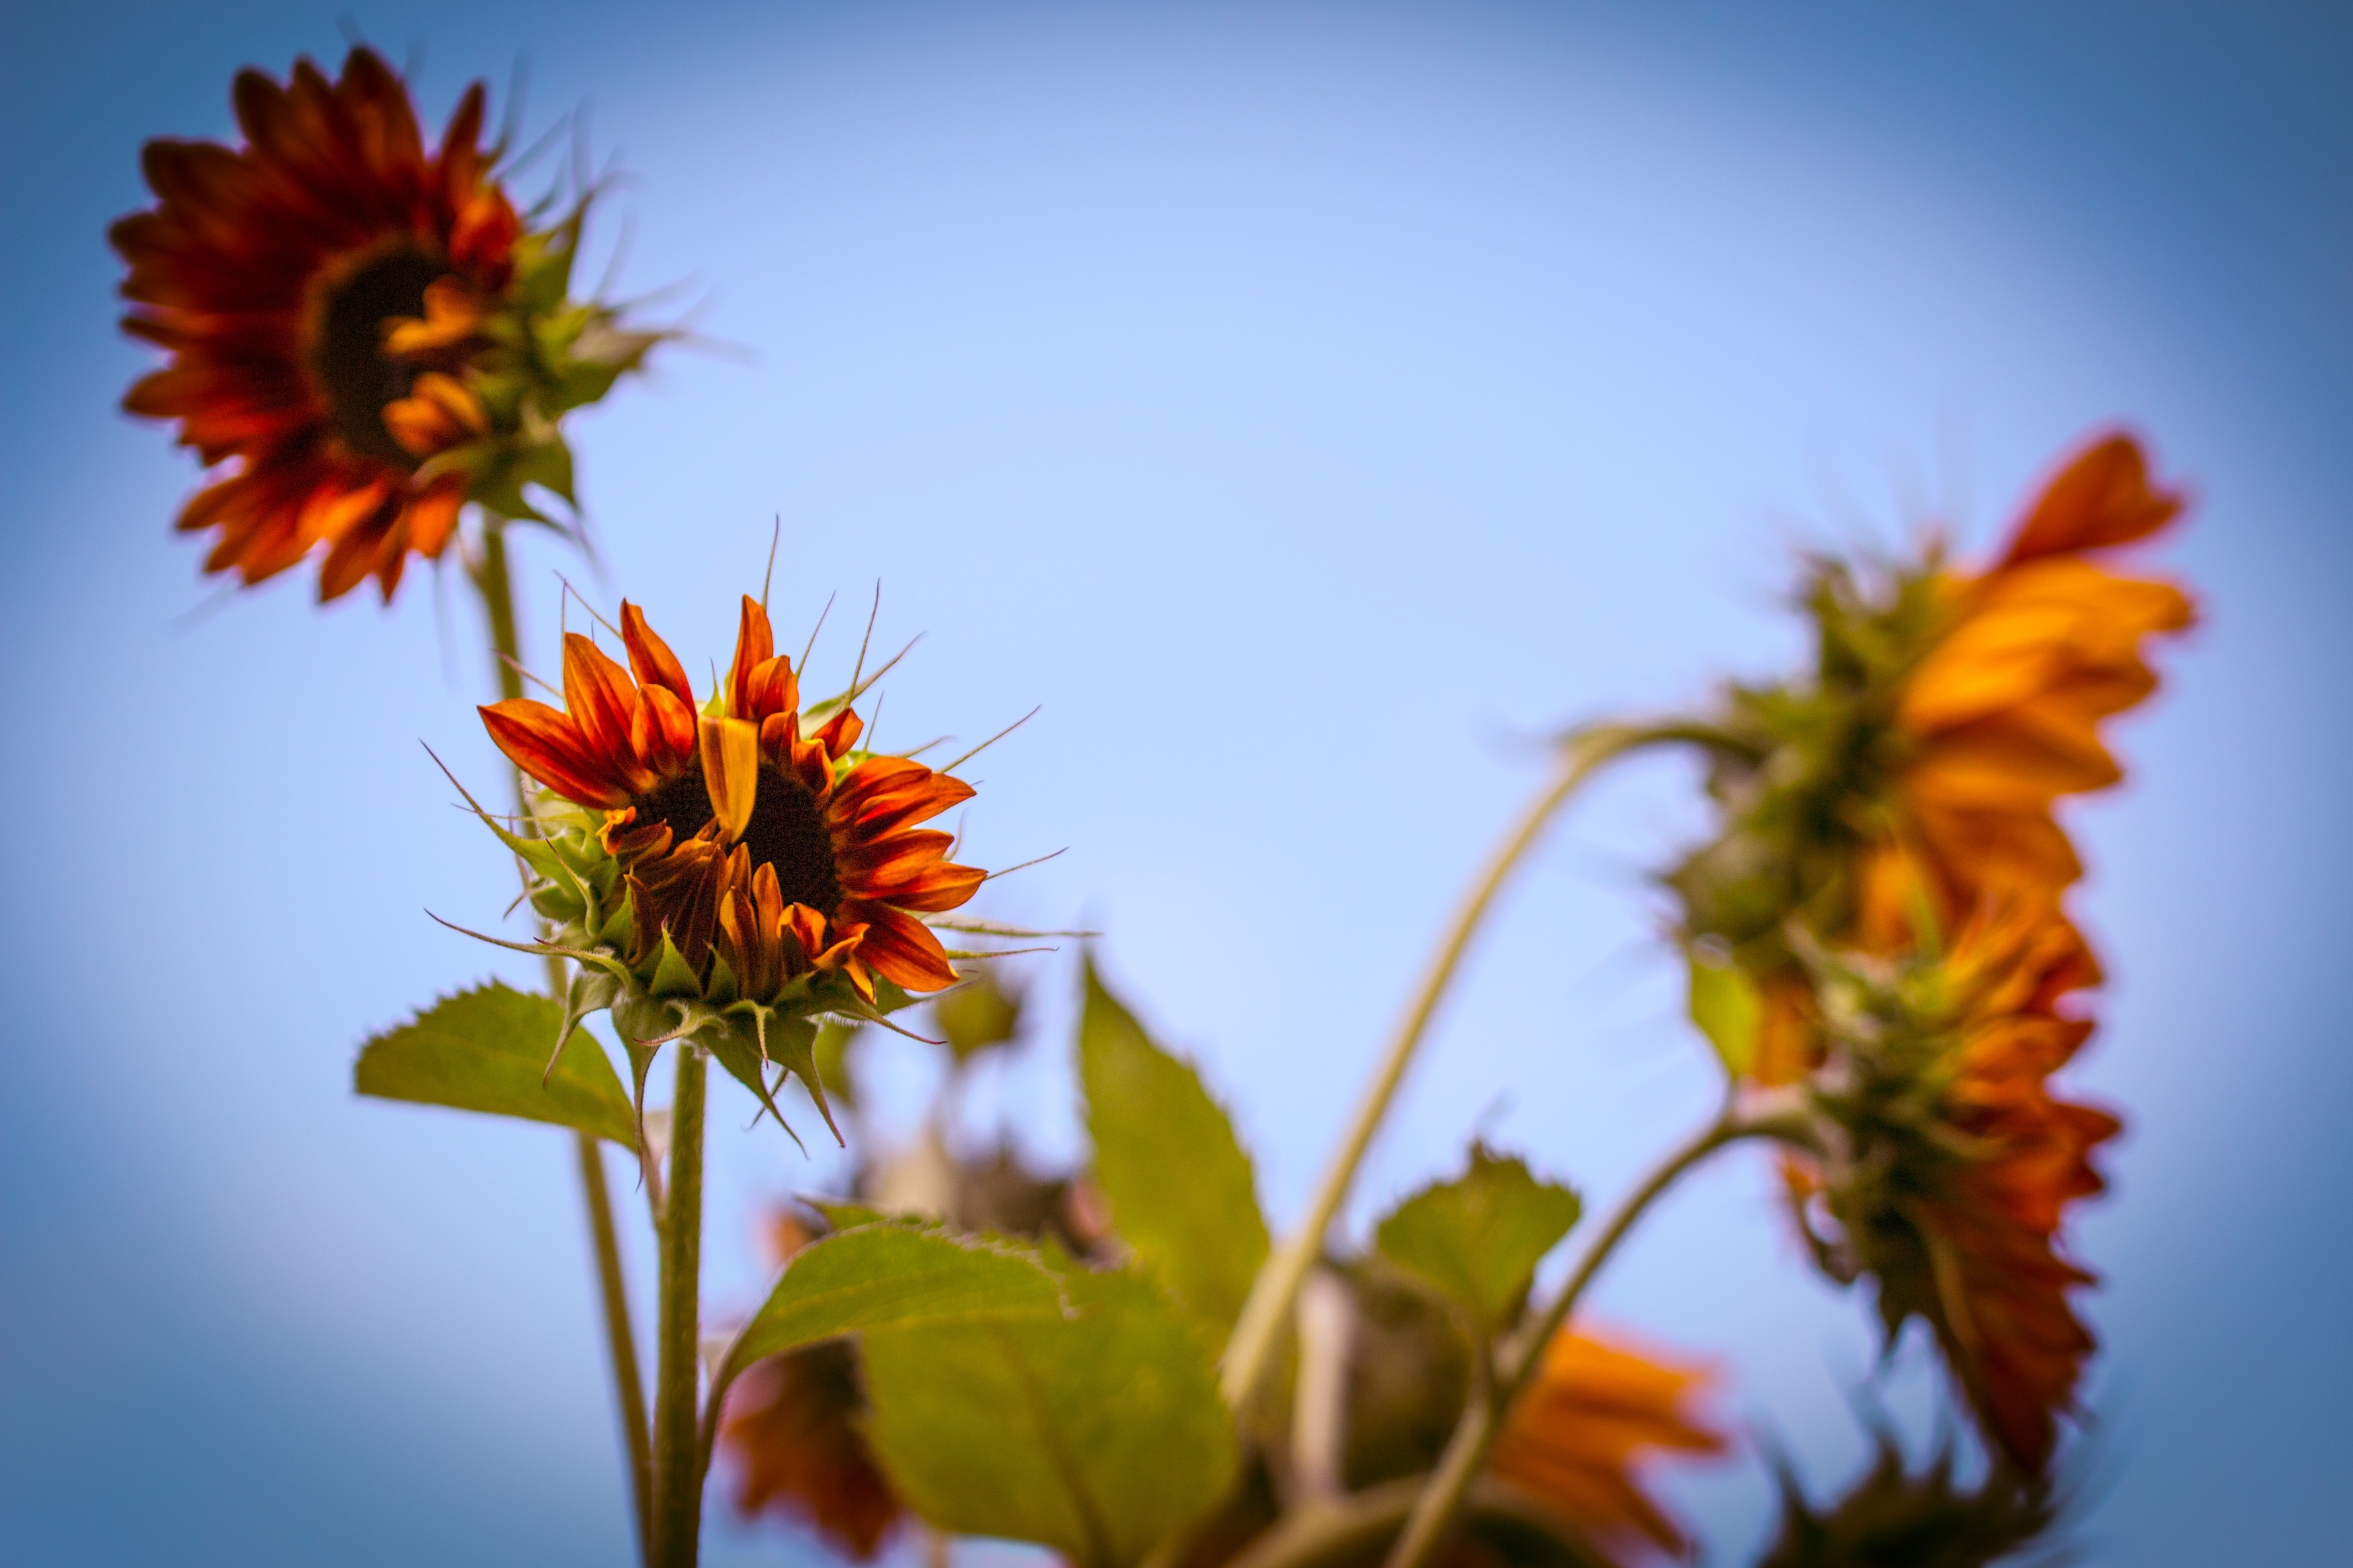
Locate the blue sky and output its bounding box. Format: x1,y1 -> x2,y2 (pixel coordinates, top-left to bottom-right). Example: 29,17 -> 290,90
2,3 -> 2347,1563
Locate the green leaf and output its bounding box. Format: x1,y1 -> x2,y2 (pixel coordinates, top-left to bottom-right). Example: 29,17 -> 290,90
1076,959 -> 1269,1339
863,1266 -> 1237,1568
1689,947 -> 1762,1079
354,981 -> 634,1147
718,1221 -> 1070,1387
1373,1145 -> 1581,1334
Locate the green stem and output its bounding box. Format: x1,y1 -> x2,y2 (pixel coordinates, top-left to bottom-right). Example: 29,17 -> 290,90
1382,1091 -> 1804,1568
470,523 -> 654,1554
1220,724 -> 1659,1415
649,1046 -> 709,1568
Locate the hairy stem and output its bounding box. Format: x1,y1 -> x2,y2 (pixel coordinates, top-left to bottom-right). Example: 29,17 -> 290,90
1220,725 -> 1660,1414
1383,1093 -> 1802,1568
471,522 -> 653,1553
649,1046 -> 709,1568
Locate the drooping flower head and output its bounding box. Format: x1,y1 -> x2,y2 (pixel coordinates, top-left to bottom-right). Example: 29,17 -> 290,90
471,594 -> 984,1129
113,48 -> 660,601
1779,899 -> 2116,1473
1667,431 -> 2193,1081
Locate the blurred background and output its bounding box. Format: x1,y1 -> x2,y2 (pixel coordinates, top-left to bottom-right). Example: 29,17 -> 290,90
3,1 -> 2347,1562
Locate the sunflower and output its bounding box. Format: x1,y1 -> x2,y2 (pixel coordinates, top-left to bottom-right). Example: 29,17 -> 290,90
1783,899 -> 2116,1473
479,595 -> 984,1013
1667,431 -> 2192,1083
113,47 -> 657,601
1487,1327 -> 1726,1563
1857,435 -> 2195,942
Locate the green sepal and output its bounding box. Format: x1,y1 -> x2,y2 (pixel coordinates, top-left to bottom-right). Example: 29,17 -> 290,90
354,981 -> 634,1147
559,965 -> 623,1064
1373,1144 -> 1582,1336
1689,946 -> 1763,1079
646,932 -> 703,999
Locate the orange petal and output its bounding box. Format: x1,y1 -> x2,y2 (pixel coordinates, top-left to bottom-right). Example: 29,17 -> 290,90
1999,433 -> 2184,567
560,631 -> 643,766
480,700 -> 634,807
699,714 -> 762,843
621,601 -> 695,707
729,595 -> 777,720
846,903 -> 959,993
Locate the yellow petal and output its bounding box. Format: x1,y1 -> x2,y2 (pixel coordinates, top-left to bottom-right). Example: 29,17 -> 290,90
699,714 -> 762,842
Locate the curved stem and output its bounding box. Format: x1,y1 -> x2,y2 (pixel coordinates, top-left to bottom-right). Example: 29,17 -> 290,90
471,524 -> 653,1553
648,1047 -> 709,1568
1220,724 -> 1662,1415
1382,1091 -> 1804,1568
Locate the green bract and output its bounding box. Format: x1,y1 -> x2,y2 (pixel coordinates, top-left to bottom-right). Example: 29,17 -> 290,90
446,780 -> 918,1151
418,200 -> 667,531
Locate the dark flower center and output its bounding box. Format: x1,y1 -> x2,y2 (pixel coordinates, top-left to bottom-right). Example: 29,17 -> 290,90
309,245 -> 448,467
640,764 -> 844,919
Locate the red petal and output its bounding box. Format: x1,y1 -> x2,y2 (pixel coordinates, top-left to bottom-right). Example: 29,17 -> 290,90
480,700 -> 635,807
621,601 -> 694,707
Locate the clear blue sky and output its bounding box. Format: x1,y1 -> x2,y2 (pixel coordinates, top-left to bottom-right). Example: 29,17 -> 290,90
3,3 -> 2346,1563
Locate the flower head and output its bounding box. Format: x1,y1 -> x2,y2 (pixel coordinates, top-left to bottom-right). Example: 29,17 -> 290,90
469,594 -> 984,1130
1667,431 -> 2192,1081
113,47 -> 660,601
1780,900 -> 2116,1473
1488,1327 -> 1727,1563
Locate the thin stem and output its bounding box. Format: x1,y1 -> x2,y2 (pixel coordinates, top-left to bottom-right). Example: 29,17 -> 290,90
1382,1093 -> 1802,1568
471,523 -> 653,1552
1220,725 -> 1658,1414
649,1047 -> 709,1568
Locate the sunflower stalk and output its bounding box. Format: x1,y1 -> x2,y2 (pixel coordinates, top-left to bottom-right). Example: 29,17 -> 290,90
1219,722 -> 1666,1417
648,1045 -> 709,1568
470,520 -> 655,1557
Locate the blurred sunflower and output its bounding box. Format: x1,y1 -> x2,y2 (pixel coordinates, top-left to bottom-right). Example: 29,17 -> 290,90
480,595 -> 984,1012
1667,431 -> 2192,1081
1782,899 -> 2116,1473
113,47 -> 659,601
1855,435 -> 2195,943
1488,1328 -> 1726,1563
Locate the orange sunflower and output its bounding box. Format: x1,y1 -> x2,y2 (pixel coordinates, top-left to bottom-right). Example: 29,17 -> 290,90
1787,899 -> 2116,1473
1488,1327 -> 1724,1563
114,48 -> 655,601
1671,431 -> 2192,1085
480,595 -> 983,1008
1858,434 -> 2196,942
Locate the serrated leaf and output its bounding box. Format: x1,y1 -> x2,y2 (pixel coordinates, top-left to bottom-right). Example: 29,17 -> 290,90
1689,950 -> 1761,1078
355,981 -> 633,1146
1374,1145 -> 1581,1334
718,1223 -> 1069,1387
1077,960 -> 1268,1339
863,1266 -> 1236,1568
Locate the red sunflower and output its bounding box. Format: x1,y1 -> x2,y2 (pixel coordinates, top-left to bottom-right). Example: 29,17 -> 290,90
480,595 -> 984,1006
114,48 -> 655,602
